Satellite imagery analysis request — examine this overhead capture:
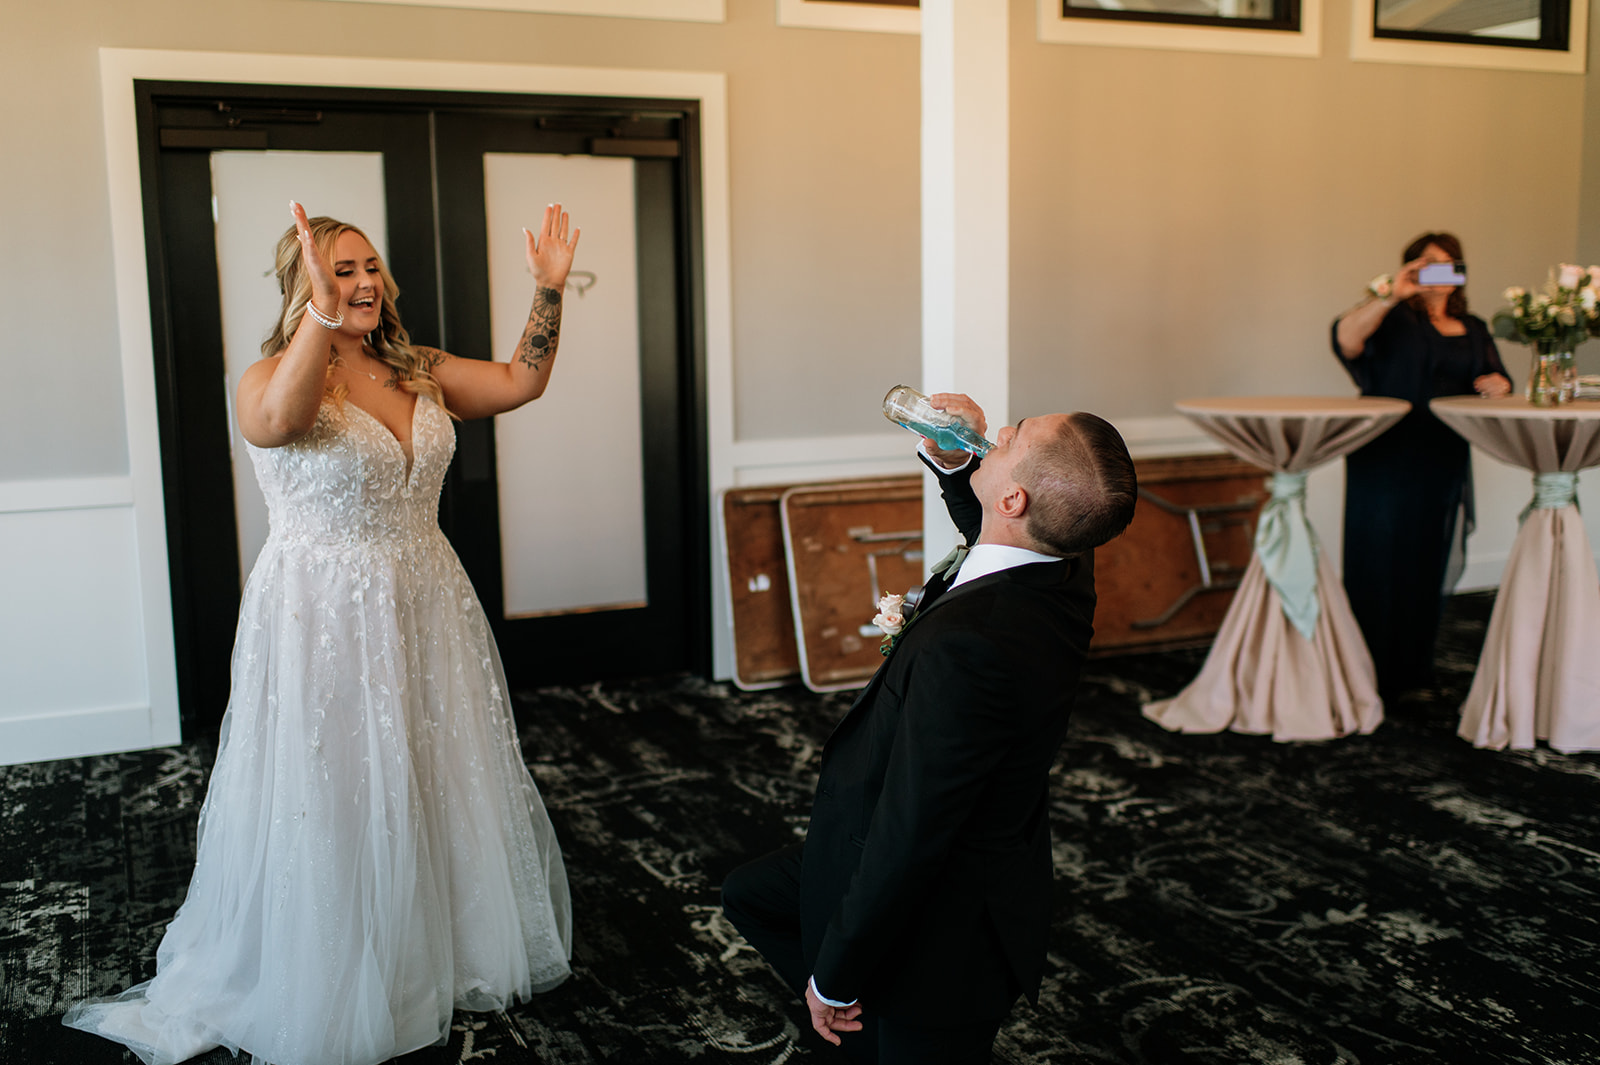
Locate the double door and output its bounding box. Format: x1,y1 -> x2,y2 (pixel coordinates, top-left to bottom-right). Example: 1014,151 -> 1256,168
140,82 -> 708,734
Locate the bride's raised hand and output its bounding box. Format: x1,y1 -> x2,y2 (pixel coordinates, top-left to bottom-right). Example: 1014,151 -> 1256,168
523,202 -> 581,292
289,200 -> 341,321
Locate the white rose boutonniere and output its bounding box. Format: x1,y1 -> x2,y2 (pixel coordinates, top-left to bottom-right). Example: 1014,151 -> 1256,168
872,592 -> 907,656
1368,274 -> 1394,301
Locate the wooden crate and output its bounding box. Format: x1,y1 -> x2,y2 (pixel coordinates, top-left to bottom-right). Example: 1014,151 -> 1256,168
1091,453 -> 1268,654
781,478 -> 923,692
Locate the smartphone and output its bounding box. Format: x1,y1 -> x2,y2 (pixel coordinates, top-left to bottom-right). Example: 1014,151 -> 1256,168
1418,261 -> 1467,286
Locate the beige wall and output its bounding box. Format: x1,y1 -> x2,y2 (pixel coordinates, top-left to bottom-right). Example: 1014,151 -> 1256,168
2,0 -> 1590,464
1578,0 -> 1600,378
1010,0 -> 1586,422
2,0 -> 1595,734
0,0 -> 921,482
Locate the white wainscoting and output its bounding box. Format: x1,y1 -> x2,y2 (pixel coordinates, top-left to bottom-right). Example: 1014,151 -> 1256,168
0,477 -> 178,767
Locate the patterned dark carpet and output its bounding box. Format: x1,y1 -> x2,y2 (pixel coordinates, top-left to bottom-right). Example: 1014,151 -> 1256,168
3,591 -> 1598,1065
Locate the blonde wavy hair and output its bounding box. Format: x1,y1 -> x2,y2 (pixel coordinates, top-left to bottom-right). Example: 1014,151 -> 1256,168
262,216 -> 452,416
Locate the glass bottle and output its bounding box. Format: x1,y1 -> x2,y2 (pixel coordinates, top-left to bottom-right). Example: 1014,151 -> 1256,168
882,385 -> 994,456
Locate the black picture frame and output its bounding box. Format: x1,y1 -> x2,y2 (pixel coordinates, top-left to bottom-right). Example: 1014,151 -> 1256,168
1059,0 -> 1301,34
1372,0 -> 1568,52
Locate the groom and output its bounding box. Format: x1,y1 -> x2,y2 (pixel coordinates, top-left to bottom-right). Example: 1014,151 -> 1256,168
721,394 -> 1137,1064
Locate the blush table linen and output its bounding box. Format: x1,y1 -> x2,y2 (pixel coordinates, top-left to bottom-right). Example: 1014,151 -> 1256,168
1429,396 -> 1600,753
1143,396 -> 1410,742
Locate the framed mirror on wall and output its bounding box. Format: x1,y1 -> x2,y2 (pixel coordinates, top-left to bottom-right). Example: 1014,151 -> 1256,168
1351,0 -> 1585,69
1373,0 -> 1568,49
1036,0 -> 1322,56
1060,0 -> 1300,33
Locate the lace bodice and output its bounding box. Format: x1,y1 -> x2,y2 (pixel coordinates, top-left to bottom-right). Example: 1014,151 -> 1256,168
248,397 -> 455,549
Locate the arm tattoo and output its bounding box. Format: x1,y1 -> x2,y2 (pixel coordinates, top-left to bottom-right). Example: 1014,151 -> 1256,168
517,286 -> 563,371
413,346 -> 450,372
390,346 -> 448,390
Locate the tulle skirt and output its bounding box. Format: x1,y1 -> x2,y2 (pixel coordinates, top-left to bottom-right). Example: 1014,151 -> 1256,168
64,530 -> 572,1065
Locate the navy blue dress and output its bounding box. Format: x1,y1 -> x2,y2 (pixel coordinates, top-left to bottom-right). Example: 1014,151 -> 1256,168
1331,301 -> 1508,694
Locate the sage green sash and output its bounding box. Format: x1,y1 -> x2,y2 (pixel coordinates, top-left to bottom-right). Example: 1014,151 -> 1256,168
1256,471 -> 1319,640
1518,471 -> 1579,525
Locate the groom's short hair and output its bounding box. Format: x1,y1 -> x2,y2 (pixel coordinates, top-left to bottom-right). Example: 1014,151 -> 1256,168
1015,413 -> 1137,557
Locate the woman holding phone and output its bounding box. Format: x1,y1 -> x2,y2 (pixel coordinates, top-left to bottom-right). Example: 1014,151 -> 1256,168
1331,232 -> 1511,698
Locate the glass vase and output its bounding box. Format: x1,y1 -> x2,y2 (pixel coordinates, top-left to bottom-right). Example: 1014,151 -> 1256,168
1527,342 -> 1572,407
1557,349 -> 1577,403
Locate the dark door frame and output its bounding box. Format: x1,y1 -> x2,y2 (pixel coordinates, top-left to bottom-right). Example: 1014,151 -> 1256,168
134,80 -> 712,736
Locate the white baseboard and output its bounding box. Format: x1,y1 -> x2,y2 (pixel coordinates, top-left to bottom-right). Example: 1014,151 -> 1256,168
0,703 -> 172,767
1457,553 -> 1510,593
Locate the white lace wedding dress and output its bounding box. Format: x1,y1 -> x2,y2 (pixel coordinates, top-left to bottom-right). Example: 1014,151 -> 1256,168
64,396 -> 572,1065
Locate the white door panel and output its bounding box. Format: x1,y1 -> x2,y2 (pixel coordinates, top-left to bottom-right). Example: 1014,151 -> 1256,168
484,153 -> 647,618
210,151 -> 389,582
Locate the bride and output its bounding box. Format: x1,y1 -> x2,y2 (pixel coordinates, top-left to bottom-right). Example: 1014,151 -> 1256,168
64,200 -> 580,1065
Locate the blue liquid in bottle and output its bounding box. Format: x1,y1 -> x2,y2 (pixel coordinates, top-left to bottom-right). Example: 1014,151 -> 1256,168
882,385 -> 994,457
900,418 -> 993,456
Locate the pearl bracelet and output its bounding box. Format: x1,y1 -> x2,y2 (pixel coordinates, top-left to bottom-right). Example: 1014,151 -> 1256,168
305,301 -> 344,330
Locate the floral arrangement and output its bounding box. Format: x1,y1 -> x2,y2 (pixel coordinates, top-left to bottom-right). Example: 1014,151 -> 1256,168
872,592 -> 907,656
1367,274 -> 1395,301
1492,264 -> 1600,351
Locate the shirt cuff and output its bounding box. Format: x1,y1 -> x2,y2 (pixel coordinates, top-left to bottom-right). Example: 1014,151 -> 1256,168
808,975 -> 857,1009
917,441 -> 973,474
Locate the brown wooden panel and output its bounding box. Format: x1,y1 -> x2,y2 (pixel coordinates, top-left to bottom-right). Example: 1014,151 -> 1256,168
1092,454 -> 1268,654
781,478 -> 923,692
721,487 -> 802,689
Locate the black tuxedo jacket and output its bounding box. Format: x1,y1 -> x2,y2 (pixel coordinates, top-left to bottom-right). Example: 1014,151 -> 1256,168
798,458 -> 1096,1023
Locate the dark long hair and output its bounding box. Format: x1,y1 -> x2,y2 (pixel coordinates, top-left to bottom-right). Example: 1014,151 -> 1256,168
1403,231 -> 1468,319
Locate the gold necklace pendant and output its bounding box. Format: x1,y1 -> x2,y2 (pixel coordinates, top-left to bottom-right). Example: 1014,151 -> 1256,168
329,351 -> 379,382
